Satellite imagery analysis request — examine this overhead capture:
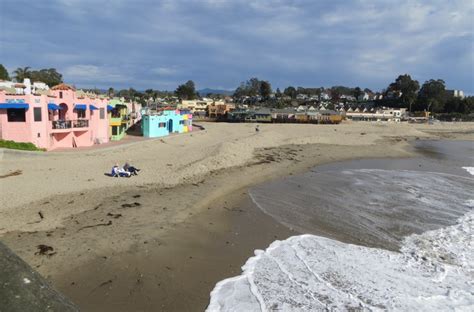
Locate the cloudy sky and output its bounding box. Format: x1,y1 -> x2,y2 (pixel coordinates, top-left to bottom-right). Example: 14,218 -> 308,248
1,0 -> 473,93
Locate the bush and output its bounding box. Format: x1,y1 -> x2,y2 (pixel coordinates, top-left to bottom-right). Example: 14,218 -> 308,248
0,140 -> 46,151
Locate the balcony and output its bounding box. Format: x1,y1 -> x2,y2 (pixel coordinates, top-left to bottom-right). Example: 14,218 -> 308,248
110,115 -> 130,126
73,119 -> 89,128
51,119 -> 89,132
52,120 -> 72,130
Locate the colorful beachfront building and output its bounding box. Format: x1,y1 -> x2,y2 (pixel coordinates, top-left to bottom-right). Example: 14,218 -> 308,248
108,98 -> 129,141
0,83 -> 110,149
107,97 -> 142,140
141,109 -> 192,138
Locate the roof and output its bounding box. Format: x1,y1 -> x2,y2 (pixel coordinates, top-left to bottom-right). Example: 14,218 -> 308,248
51,83 -> 75,91
0,86 -> 17,94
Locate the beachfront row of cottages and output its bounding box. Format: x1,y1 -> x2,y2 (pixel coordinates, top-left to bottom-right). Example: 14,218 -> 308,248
0,83 -> 142,150
226,108 -> 344,124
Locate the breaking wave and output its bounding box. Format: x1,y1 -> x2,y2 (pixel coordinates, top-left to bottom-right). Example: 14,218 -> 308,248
207,209 -> 474,311
463,167 -> 474,176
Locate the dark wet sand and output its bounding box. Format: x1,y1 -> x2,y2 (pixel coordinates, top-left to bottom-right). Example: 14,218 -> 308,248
53,190 -> 296,312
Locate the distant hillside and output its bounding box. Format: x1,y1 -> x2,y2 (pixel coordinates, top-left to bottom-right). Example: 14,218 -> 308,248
198,88 -> 234,96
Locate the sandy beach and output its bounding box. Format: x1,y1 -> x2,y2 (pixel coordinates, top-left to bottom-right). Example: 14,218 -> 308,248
1,121 -> 473,311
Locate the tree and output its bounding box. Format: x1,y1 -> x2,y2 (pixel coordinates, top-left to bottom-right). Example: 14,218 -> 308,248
175,80 -> 197,100
275,88 -> 282,98
315,87 -> 323,101
29,68 -> 63,87
0,64 -> 10,80
330,88 -> 341,102
13,66 -> 31,82
417,79 -> 446,113
108,87 -> 115,97
233,78 -> 270,99
387,74 -> 420,112
259,81 -> 272,99
444,97 -> 465,114
233,82 -> 247,98
283,86 -> 297,99
353,87 -> 362,101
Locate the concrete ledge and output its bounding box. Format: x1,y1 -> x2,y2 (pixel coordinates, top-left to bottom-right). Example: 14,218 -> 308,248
0,242 -> 79,311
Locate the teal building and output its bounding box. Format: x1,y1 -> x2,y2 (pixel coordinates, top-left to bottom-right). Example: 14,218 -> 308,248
141,109 -> 192,138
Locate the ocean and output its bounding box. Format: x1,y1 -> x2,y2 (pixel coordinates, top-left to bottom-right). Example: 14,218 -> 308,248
207,140 -> 474,311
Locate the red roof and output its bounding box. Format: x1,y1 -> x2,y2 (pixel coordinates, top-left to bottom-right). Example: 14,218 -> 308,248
51,83 -> 75,91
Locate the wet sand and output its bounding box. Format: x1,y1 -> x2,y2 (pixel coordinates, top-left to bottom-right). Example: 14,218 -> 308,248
51,191 -> 295,311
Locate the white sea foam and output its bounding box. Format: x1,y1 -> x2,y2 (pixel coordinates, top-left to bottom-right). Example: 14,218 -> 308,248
463,167 -> 474,176
207,211 -> 474,311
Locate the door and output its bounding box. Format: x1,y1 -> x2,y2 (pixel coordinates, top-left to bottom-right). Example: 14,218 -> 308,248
168,119 -> 173,133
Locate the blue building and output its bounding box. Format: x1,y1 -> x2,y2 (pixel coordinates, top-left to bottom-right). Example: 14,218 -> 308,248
141,109 -> 192,138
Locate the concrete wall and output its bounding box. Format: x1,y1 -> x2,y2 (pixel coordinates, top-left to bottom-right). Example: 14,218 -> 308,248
0,242 -> 79,311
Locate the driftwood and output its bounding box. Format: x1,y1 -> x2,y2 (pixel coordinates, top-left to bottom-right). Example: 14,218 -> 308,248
77,221 -> 112,231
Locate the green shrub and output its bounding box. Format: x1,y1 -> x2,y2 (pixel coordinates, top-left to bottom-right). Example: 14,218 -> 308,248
0,140 -> 46,151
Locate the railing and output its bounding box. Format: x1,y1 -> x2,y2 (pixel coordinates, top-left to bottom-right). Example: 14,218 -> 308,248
52,119 -> 88,130
73,119 -> 89,128
52,120 -> 72,129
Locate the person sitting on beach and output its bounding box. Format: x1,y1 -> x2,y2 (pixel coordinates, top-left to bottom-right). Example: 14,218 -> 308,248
111,164 -> 131,177
123,161 -> 141,176
255,125 -> 260,133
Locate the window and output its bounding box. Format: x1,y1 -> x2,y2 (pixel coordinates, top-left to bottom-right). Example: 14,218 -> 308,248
34,107 -> 42,122
111,109 -> 121,118
100,108 -> 105,119
179,120 -> 185,125
7,109 -> 26,122
59,92 -> 63,99
158,122 -> 166,128
76,109 -> 86,118
112,126 -> 118,135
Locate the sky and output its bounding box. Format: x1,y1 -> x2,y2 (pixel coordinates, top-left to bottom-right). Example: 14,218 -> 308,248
1,0 -> 473,93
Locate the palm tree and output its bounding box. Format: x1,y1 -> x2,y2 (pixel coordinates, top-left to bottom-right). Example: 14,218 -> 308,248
13,66 -> 31,82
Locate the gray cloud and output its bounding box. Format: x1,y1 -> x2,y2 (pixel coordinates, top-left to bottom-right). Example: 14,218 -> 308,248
1,0 -> 472,93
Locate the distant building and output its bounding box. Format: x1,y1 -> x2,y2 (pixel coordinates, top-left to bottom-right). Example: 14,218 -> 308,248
320,92 -> 330,100
178,99 -> 213,113
344,108 -> 407,122
208,103 -> 235,118
357,92 -> 370,101
385,90 -> 402,99
446,89 -> 465,99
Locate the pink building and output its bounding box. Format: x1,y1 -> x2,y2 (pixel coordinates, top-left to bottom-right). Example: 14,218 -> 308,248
0,83 -> 110,150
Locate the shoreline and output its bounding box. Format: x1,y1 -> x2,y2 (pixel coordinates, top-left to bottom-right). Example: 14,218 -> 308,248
0,122 -> 473,311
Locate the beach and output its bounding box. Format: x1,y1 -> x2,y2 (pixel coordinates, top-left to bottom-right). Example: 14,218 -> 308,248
1,121 -> 473,311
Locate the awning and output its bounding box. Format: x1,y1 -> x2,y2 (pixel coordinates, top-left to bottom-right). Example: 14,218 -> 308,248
48,103 -> 59,110
107,105 -> 114,111
74,104 -> 87,110
0,103 -> 29,109
89,105 -> 99,110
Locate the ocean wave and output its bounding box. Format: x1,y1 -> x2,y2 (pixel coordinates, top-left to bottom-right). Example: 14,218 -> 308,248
249,169 -> 474,248
462,167 -> 474,176
207,211 -> 474,311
